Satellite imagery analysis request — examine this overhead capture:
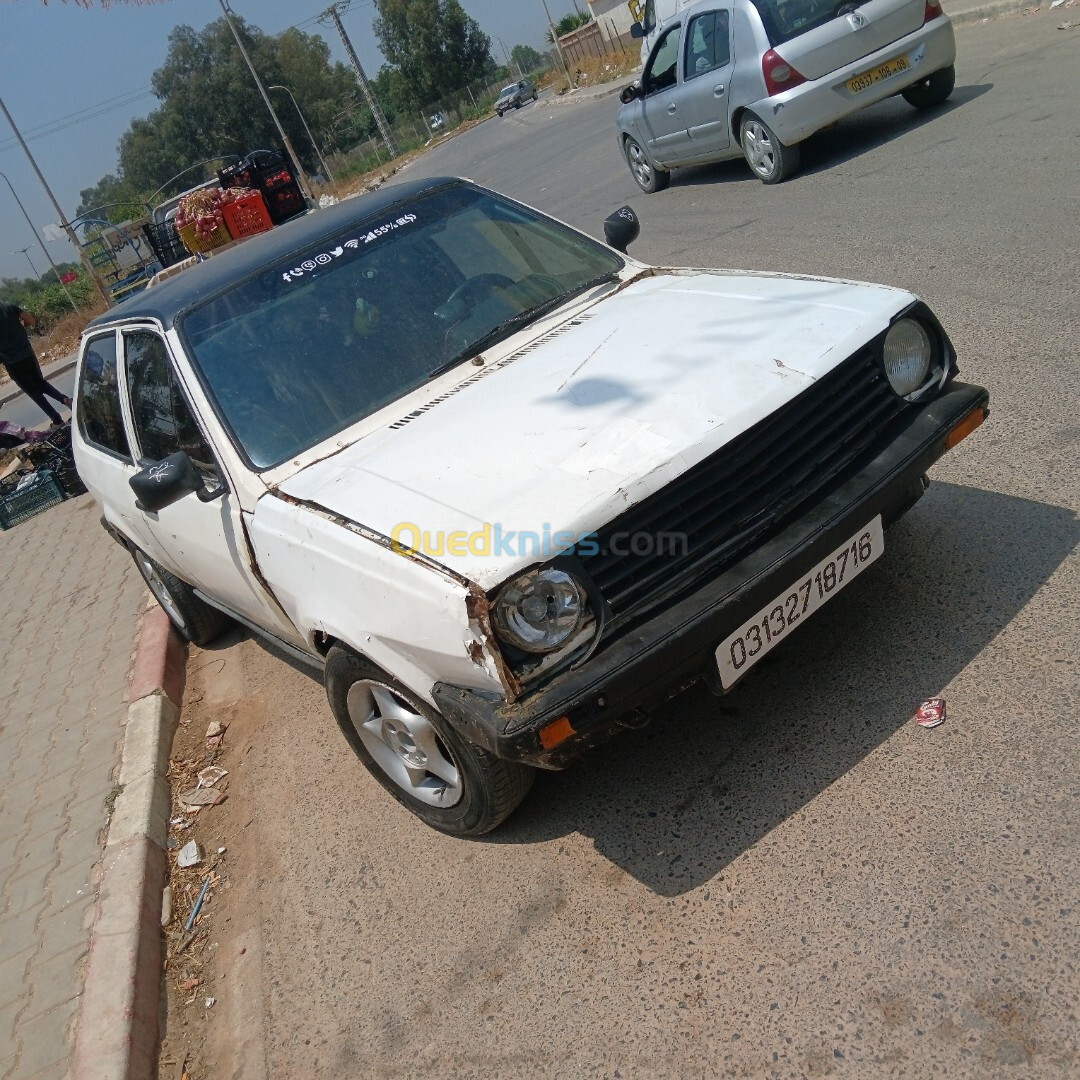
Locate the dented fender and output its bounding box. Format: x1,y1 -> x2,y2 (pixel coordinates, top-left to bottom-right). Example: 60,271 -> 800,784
249,490 -> 511,707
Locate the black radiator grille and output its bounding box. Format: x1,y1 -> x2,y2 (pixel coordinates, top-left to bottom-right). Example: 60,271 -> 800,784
580,348 -> 902,616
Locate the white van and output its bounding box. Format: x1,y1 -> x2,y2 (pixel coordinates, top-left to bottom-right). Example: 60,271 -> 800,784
631,0 -> 694,63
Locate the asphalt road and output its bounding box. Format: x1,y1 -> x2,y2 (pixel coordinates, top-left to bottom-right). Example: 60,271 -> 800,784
180,13 -> 1077,1078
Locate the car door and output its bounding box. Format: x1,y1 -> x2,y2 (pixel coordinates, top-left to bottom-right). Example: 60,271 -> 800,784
120,327 -> 306,645
679,7 -> 736,158
637,22 -> 692,164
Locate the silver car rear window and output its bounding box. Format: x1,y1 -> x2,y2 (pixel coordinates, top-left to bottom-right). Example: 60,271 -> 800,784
750,0 -> 849,45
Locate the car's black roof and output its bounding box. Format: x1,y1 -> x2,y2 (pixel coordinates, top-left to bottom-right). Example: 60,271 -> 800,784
87,175 -> 463,333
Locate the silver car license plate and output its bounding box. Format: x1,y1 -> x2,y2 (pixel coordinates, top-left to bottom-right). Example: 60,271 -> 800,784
715,516 -> 884,688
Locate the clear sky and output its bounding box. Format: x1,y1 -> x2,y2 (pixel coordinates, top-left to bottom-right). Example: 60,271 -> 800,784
0,0 -> 583,283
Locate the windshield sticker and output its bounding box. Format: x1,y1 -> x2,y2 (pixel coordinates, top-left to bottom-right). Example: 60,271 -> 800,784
281,213 -> 419,283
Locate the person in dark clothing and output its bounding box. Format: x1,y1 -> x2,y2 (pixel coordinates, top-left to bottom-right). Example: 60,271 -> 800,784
0,301 -> 71,427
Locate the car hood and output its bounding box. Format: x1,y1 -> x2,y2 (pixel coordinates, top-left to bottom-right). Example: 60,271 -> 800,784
276,269 -> 911,589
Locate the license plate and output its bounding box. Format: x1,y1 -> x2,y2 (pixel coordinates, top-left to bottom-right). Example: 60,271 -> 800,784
715,517 -> 884,689
846,55 -> 910,95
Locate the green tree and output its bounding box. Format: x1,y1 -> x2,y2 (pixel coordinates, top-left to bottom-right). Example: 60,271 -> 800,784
510,44 -> 545,75
548,11 -> 593,42
373,0 -> 492,110
76,16 -> 363,218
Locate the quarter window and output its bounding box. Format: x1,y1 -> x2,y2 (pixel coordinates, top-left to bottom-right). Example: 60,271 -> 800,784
124,331 -> 215,469
644,25 -> 682,95
686,11 -> 731,78
76,332 -> 130,458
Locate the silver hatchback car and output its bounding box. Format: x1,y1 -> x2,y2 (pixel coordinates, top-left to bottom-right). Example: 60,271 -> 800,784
617,0 -> 956,188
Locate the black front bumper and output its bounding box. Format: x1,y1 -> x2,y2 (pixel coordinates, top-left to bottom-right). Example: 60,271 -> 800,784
434,382 -> 989,768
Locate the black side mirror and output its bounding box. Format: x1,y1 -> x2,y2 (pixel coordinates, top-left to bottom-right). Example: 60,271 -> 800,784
619,84 -> 640,105
130,451 -> 225,513
604,206 -> 640,254
630,21 -> 644,39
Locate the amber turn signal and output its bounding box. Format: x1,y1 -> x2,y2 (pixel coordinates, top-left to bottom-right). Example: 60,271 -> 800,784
945,406 -> 987,449
539,716 -> 576,750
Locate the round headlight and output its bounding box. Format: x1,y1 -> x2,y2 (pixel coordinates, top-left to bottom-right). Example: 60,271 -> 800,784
883,318 -> 933,397
494,568 -> 586,654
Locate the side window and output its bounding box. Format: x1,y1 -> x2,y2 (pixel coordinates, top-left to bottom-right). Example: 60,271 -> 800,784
124,331 -> 216,469
686,11 -> 731,79
77,332 -> 131,458
644,26 -> 682,95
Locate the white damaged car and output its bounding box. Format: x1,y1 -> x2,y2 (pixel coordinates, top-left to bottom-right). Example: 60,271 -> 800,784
73,178 -> 988,834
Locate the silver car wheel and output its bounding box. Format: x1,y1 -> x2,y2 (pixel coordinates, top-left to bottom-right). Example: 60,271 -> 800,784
346,680 -> 463,808
135,551 -> 187,632
628,140 -> 653,188
742,120 -> 777,179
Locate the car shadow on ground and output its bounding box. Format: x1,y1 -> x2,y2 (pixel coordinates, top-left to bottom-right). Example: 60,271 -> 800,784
668,82 -> 992,189
482,480 -> 1077,894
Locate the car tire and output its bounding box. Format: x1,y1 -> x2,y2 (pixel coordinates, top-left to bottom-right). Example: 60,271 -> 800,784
132,548 -> 232,646
739,113 -> 800,184
324,647 -> 535,836
901,64 -> 955,109
497,109 -> 503,117
624,135 -> 671,193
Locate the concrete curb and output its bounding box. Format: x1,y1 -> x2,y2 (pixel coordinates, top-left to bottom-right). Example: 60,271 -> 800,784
73,605 -> 185,1080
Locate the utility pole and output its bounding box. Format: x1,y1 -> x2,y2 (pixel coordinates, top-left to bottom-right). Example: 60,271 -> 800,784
0,94 -> 109,305
320,2 -> 397,159
538,0 -> 573,89
1,170 -> 79,312
217,0 -> 314,200
269,86 -> 335,184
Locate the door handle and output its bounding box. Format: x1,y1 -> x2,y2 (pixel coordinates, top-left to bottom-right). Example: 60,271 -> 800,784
667,103 -> 677,114
714,84 -> 726,96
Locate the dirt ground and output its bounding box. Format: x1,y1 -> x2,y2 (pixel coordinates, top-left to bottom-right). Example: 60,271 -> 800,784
156,641 -> 256,1080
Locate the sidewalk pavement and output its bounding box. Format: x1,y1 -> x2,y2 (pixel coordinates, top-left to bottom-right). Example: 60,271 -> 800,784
0,494 -> 146,1079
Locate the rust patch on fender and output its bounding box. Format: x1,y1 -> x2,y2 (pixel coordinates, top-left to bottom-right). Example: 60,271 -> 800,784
466,590 -> 521,701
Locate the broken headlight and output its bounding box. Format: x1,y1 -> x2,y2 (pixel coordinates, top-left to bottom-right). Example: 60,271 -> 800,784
493,568 -> 586,654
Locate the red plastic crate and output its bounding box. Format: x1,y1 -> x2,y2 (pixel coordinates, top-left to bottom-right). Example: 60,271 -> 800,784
223,192 -> 273,240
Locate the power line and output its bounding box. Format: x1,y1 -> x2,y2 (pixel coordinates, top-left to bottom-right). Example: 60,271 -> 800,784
0,87 -> 154,154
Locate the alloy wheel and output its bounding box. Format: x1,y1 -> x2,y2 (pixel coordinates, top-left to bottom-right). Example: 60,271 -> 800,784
742,120 -> 777,179
346,680 -> 463,807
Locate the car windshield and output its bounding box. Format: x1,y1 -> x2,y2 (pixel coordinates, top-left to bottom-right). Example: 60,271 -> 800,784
500,85 -> 519,96
180,184 -> 623,470
749,0 -> 850,45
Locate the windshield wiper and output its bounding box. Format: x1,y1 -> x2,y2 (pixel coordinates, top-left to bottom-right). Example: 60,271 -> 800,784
427,271 -> 619,380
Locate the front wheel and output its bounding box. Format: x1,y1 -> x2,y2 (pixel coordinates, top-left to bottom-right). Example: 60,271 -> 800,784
324,648 -> 535,836
624,136 -> 670,193
132,548 -> 232,645
902,64 -> 955,109
740,113 -> 800,184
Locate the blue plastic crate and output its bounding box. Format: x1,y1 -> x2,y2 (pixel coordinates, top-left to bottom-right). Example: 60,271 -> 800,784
0,469 -> 66,530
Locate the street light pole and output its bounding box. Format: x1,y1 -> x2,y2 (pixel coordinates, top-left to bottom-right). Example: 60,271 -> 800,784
268,85 -> 335,184
0,170 -> 79,312
538,0 -> 574,89
217,0 -> 314,200
0,98 -> 106,306
13,246 -> 41,279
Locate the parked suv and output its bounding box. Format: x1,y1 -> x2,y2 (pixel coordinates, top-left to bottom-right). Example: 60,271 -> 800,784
495,79 -> 538,116
73,177 -> 987,835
